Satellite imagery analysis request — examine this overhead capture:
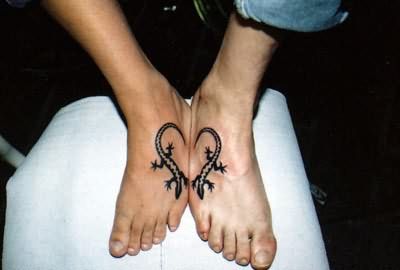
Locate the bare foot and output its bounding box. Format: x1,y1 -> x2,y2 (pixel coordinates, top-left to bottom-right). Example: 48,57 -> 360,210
189,79 -> 277,269
109,75 -> 190,257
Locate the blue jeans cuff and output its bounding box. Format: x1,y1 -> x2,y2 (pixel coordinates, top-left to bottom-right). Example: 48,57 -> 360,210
234,0 -> 348,32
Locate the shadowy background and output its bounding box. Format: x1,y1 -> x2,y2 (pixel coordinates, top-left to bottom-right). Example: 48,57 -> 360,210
0,0 -> 399,269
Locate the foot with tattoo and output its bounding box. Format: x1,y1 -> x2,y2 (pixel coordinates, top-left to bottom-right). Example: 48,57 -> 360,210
109,75 -> 190,257
189,78 -> 277,269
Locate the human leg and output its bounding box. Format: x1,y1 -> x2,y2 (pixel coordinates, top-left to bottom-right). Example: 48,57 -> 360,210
3,97 -> 162,269
166,90 -> 329,270
3,93 -> 329,270
41,0 -> 191,257
189,12 -> 279,269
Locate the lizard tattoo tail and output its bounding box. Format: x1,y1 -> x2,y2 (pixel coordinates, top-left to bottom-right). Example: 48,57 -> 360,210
191,127 -> 227,199
151,123 -> 188,199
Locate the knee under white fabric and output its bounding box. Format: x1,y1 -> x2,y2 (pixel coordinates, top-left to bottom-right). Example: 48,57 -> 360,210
2,89 -> 330,270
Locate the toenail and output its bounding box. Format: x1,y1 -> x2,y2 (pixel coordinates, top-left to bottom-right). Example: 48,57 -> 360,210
201,233 -> 208,240
110,241 -> 124,253
239,258 -> 248,265
255,251 -> 270,265
169,226 -> 177,232
213,245 -> 221,252
127,248 -> 136,255
225,254 -> 234,260
141,243 -> 150,250
153,237 -> 161,244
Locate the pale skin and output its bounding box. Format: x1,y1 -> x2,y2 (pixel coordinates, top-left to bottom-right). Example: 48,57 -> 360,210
42,0 -> 278,268
189,13 -> 278,268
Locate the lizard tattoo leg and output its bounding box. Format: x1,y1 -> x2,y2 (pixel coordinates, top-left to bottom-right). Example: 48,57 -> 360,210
191,127 -> 227,200
151,123 -> 188,199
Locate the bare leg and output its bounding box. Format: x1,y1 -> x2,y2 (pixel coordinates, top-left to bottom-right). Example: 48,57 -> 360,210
42,0 -> 190,257
189,12 -> 279,269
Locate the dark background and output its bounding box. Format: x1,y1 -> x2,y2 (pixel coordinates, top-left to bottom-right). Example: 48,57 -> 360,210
0,0 -> 399,269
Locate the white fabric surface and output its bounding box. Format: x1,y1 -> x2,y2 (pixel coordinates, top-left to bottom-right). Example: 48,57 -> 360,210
2,89 -> 329,270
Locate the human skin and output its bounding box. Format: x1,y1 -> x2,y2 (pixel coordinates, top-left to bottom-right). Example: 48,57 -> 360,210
41,0 -> 191,256
41,0 -> 279,268
189,12 -> 279,269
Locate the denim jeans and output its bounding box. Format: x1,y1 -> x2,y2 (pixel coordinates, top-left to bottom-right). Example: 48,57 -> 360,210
234,0 -> 348,32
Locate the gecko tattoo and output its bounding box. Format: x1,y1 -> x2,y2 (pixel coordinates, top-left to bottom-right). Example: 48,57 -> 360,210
151,122 -> 188,199
191,127 -> 227,199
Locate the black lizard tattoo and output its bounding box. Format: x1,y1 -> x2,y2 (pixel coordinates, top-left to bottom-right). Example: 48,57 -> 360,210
151,122 -> 188,199
191,127 -> 227,199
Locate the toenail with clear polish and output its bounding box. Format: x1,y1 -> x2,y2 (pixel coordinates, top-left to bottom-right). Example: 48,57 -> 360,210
141,243 -> 150,250
255,251 -> 270,265
110,241 -> 124,253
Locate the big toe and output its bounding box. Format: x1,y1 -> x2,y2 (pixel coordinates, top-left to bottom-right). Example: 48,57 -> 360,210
193,212 -> 211,241
168,200 -> 186,232
168,206 -> 185,232
109,211 -> 132,257
250,232 -> 277,269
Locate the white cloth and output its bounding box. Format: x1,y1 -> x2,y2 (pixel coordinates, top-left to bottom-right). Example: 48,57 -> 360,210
2,89 -> 329,270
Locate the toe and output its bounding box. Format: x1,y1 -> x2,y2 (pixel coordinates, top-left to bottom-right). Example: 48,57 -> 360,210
153,218 -> 167,244
235,230 -> 251,266
109,211 -> 132,257
141,221 -> 155,251
208,222 -> 223,253
167,205 -> 185,232
193,212 -> 211,240
250,231 -> 277,269
127,220 -> 143,256
222,228 -> 236,261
